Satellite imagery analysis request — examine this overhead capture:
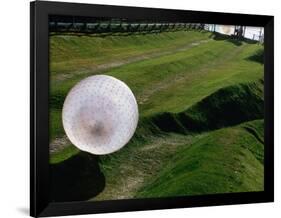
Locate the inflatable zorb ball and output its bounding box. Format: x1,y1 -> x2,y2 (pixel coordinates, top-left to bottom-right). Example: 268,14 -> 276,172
62,75 -> 138,155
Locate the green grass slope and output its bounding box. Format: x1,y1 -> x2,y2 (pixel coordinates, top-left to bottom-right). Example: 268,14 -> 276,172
49,30 -> 264,201
49,80 -> 264,201
50,79 -> 263,164
50,31 -> 263,141
93,81 -> 264,200
50,30 -> 212,75
136,119 -> 264,198
150,80 -> 264,133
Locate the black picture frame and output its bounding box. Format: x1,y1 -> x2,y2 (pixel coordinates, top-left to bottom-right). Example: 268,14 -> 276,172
30,1 -> 274,217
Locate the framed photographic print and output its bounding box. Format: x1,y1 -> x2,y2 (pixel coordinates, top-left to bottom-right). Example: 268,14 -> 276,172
30,1 -> 274,217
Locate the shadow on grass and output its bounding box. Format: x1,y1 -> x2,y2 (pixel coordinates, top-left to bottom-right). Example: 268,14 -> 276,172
246,48 -> 264,64
51,151 -> 105,202
211,32 -> 259,46
149,80 -> 264,134
211,32 -> 243,46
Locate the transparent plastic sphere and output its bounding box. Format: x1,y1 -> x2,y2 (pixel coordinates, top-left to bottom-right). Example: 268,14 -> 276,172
62,75 -> 138,155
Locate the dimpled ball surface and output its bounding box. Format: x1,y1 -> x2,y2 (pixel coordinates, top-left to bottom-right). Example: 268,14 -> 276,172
62,75 -> 138,155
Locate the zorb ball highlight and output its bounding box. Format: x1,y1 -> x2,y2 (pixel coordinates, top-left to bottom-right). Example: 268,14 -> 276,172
62,75 -> 139,155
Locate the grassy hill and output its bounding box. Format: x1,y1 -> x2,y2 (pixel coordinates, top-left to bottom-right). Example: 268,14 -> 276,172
49,30 -> 264,201
136,119 -> 264,198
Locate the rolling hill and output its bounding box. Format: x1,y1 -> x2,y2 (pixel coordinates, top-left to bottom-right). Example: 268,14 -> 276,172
49,29 -> 264,201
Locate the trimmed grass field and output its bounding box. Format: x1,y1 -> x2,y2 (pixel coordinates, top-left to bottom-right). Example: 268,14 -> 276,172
49,30 -> 264,201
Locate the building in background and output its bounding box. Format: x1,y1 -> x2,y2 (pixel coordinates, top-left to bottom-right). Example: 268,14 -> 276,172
205,24 -> 264,42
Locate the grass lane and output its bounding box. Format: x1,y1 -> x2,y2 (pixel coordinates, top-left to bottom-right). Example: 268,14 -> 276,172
50,30 -> 212,75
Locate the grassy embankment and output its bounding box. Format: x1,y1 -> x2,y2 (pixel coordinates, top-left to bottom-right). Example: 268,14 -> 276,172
49,30 -> 264,201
